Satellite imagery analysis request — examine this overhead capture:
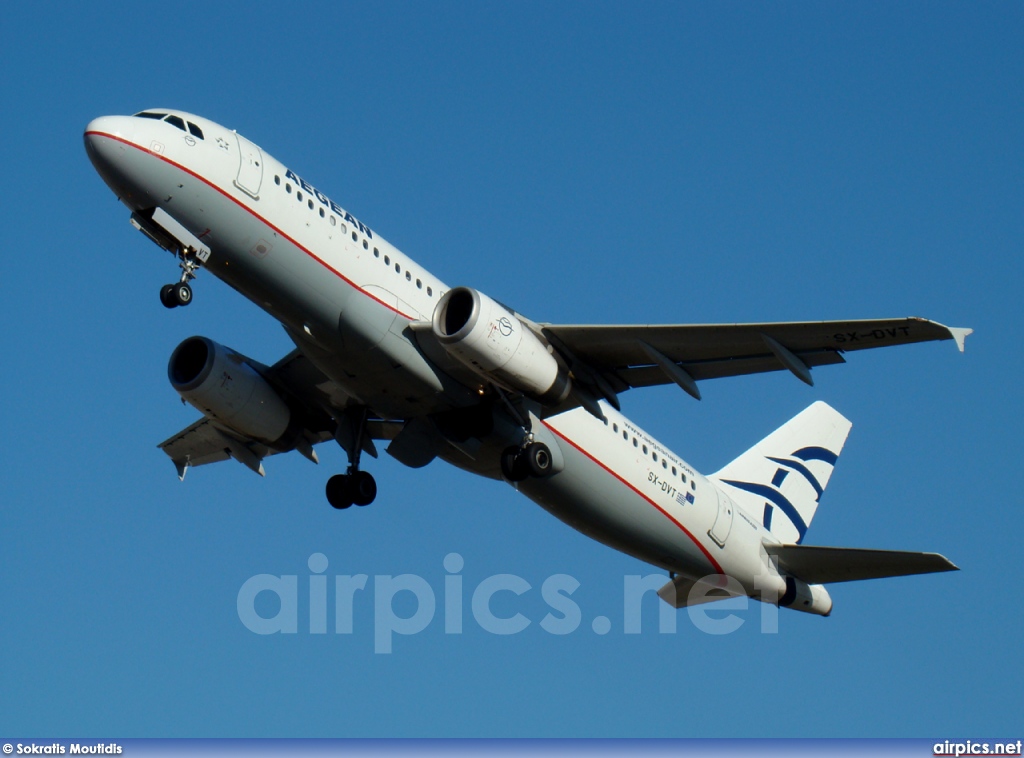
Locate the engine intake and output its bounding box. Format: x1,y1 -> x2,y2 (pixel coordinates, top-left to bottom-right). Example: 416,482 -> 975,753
432,287 -> 571,404
168,336 -> 291,444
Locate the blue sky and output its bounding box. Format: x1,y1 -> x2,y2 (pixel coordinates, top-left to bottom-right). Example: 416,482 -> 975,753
2,0 -> 1021,738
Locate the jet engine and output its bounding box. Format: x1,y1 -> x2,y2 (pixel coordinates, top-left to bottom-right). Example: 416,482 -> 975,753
431,287 -> 571,404
168,336 -> 291,444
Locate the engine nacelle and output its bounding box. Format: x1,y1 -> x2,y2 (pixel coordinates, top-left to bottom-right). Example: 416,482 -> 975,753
780,576 -> 833,616
168,336 -> 291,444
432,287 -> 571,404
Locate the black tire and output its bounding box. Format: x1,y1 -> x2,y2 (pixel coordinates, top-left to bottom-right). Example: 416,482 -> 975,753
500,446 -> 520,481
525,442 -> 553,478
174,282 -> 193,306
326,474 -> 353,509
351,471 -> 377,506
501,446 -> 531,482
160,284 -> 178,309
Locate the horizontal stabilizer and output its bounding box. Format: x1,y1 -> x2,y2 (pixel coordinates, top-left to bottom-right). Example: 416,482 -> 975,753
657,574 -> 744,609
765,544 -> 958,584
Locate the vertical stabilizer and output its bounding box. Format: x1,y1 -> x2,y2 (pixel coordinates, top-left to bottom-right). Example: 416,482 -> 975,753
709,402 -> 851,544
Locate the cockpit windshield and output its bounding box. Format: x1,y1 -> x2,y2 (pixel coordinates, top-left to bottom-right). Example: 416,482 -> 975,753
131,111 -> 204,140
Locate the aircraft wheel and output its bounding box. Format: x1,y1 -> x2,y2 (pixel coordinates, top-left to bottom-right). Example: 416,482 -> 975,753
352,471 -> 377,506
174,282 -> 193,306
501,446 -> 530,482
326,474 -> 354,509
525,442 -> 553,478
500,447 -> 518,480
160,284 -> 178,308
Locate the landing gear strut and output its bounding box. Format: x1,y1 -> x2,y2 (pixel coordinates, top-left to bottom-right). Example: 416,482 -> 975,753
160,244 -> 205,308
326,408 -> 378,510
501,441 -> 554,482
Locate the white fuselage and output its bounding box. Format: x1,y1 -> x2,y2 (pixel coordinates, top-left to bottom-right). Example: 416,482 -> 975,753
84,111 -> 790,606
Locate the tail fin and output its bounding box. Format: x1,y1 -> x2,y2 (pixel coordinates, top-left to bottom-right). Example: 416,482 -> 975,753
709,401 -> 852,544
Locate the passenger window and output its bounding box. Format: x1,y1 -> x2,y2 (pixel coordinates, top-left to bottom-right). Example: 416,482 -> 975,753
363,240 -> 369,250
384,255 -> 390,265
319,208 -> 325,218
274,176 -> 281,185
187,122 -> 204,139
164,115 -> 186,131
427,287 -> 433,297
286,184 -> 292,193
297,191 -> 303,201
308,200 -> 314,210
395,263 -> 401,274
330,216 -> 336,226
352,232 -> 358,242
416,279 -> 422,289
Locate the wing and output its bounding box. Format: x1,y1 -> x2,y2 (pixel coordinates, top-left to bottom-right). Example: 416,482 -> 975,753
157,348 -> 401,479
541,317 -> 971,399
159,417 -> 283,478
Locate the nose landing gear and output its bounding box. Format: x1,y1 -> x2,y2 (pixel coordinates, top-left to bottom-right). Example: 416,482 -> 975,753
160,282 -> 193,308
160,245 -> 205,309
129,208 -> 210,309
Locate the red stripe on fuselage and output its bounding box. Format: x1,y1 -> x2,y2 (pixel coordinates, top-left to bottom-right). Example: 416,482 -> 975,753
542,421 -> 724,574
85,131 -> 416,320
90,130 -> 720,573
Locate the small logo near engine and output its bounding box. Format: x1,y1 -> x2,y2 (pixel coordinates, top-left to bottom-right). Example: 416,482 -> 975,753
497,317 -> 514,336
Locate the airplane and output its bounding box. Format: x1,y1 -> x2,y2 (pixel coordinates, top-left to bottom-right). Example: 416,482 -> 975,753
84,109 -> 970,616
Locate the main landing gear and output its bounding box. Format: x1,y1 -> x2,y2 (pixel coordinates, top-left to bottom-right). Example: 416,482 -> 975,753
160,244 -> 205,309
501,441 -> 554,482
326,470 -> 377,509
326,408 -> 378,510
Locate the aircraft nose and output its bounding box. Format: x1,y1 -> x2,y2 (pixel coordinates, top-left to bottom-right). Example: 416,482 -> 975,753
84,115 -> 147,207
84,115 -> 134,154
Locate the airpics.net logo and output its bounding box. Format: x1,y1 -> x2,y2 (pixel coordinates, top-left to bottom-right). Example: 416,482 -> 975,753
236,553 -> 783,653
933,741 -> 1023,756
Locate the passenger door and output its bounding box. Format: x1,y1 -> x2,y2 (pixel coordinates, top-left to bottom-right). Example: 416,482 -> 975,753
234,133 -> 264,199
708,488 -> 734,548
